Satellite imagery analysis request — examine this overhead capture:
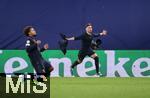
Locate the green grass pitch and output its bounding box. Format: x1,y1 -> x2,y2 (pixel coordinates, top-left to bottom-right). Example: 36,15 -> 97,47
50,77 -> 150,98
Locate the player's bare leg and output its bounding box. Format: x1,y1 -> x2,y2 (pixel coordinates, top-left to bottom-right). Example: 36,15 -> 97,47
91,53 -> 102,76
70,59 -> 82,76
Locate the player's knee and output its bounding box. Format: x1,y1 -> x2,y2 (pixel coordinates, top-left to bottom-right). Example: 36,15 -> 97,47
91,53 -> 98,58
77,59 -> 82,63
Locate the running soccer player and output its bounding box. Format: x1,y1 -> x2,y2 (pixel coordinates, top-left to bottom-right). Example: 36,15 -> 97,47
65,23 -> 107,76
24,26 -> 53,81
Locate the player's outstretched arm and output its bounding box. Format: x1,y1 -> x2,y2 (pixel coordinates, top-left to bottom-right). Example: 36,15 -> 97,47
100,30 -> 107,36
66,37 -> 75,40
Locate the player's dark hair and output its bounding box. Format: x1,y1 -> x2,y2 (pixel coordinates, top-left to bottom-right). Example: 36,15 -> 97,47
85,23 -> 92,28
23,26 -> 33,36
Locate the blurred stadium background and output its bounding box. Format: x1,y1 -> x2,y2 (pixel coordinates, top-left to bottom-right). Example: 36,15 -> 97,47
0,0 -> 150,50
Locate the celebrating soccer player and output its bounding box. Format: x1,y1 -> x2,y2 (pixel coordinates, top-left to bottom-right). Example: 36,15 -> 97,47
23,26 -> 53,82
65,23 -> 107,76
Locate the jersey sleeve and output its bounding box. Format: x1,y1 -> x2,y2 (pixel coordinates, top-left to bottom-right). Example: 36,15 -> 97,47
93,33 -> 100,37
74,34 -> 84,40
25,39 -> 37,52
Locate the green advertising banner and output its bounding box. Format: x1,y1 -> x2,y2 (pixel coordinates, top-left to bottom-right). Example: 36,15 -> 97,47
0,50 -> 150,77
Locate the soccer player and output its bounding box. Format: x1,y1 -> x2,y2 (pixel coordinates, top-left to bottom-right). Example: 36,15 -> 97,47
24,26 -> 53,81
65,23 -> 107,76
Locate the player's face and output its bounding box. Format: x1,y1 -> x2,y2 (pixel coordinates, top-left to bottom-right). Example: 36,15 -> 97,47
29,28 -> 36,36
86,25 -> 93,33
